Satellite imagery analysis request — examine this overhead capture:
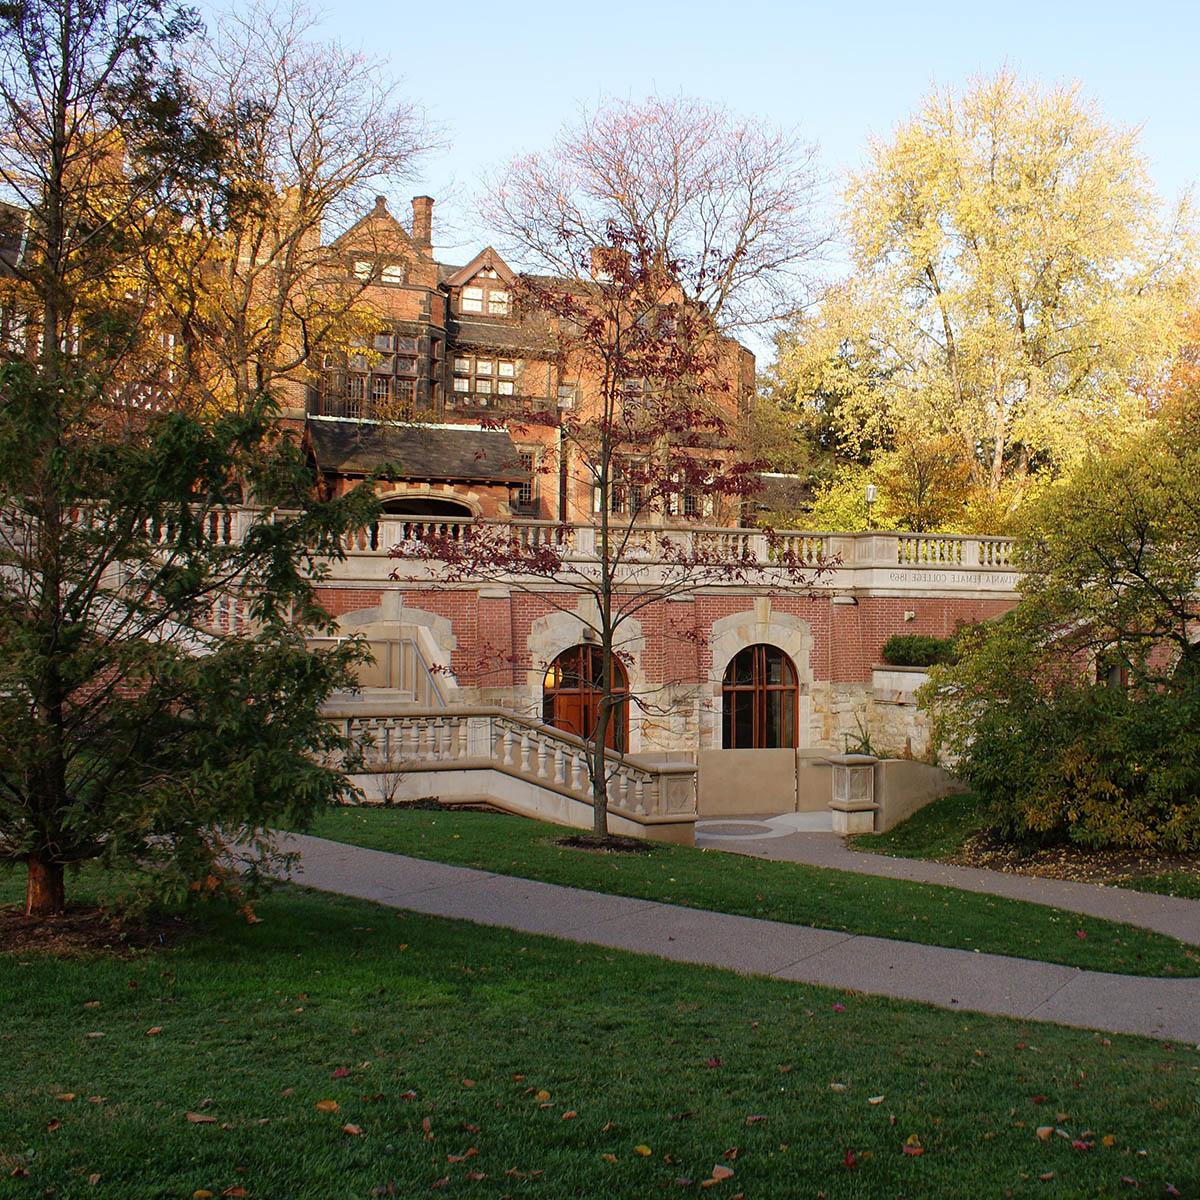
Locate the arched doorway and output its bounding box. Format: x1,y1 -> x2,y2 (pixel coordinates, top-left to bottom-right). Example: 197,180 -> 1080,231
380,496 -> 475,517
722,643 -> 799,748
542,644 -> 628,751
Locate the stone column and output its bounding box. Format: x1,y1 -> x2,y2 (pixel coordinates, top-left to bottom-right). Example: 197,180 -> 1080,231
827,753 -> 879,834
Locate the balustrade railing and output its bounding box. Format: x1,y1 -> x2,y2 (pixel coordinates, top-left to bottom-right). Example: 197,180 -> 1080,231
63,502 -> 1017,590
325,703 -> 697,824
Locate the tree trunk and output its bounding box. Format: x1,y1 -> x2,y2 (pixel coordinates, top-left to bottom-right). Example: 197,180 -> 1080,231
25,853 -> 66,917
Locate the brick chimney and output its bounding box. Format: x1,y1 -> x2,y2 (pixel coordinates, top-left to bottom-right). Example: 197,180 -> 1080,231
411,195 -> 433,248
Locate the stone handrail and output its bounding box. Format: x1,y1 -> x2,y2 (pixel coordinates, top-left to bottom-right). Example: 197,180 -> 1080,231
92,506 -> 1017,594
323,701 -> 697,826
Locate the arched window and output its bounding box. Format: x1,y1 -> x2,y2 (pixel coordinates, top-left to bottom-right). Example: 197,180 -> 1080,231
542,644 -> 628,751
722,644 -> 798,749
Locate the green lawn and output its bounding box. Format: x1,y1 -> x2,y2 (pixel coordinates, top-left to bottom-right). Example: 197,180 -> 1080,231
1120,871 -> 1200,901
2,875 -> 1198,1199
301,808 -> 1200,977
849,791 -> 991,860
853,795 -> 1200,901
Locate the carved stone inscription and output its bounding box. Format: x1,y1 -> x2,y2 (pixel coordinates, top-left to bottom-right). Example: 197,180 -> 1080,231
887,569 -> 1018,589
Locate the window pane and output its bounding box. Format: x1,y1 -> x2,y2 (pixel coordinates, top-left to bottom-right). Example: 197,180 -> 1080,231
373,332 -> 392,351
476,378 -> 492,394
453,357 -> 470,374
497,380 -> 514,395
381,264 -> 404,284
453,377 -> 470,392
497,360 -> 515,377
475,360 -> 492,376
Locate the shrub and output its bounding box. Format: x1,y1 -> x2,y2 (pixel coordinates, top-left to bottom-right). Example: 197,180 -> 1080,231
922,617 -> 1200,851
881,634 -> 957,667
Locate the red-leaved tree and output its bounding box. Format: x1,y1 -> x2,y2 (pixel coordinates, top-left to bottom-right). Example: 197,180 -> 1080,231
390,225 -> 825,837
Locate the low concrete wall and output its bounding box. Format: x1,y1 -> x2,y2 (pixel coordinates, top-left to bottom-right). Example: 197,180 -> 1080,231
796,759 -> 833,811
873,760 -> 965,832
697,750 -> 835,816
697,749 -> 797,815
348,769 -> 695,846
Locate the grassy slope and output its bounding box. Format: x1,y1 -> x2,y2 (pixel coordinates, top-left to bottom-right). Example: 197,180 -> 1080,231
1,876 -> 1198,1199
853,796 -> 1200,901
848,791 -> 992,860
302,808 -> 1200,978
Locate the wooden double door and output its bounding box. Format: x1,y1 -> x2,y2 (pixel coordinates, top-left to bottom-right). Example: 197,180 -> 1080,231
542,644 -> 628,752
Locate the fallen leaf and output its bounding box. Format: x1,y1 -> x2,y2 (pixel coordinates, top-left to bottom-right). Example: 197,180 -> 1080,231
843,1150 -> 857,1170
705,1057 -> 723,1068
192,1192 -> 214,1199
1071,1139 -> 1094,1151
220,1189 -> 248,1198
723,1147 -> 739,1161
868,1095 -> 885,1105
47,1118 -> 61,1132
1103,1134 -> 1117,1148
280,1088 -> 294,1098
461,1122 -> 480,1134
85,1032 -> 105,1039
562,1111 -> 577,1120
87,1175 -> 101,1186
829,1082 -> 847,1092
1119,1178 -> 1139,1189
84,1000 -> 100,1009
535,1089 -> 551,1102
1036,1126 -> 1054,1141
186,1112 -> 217,1124
430,1179 -> 449,1191
831,1004 -> 846,1013
1076,930 -> 1087,939
332,1067 -> 351,1079
55,1093 -> 76,1102
902,1134 -> 924,1157
422,1116 -> 434,1141
601,1154 -> 618,1164
446,1149 -> 477,1164
635,1144 -> 653,1157
146,1027 -> 163,1036
314,1100 -> 339,1114
464,1172 -> 486,1182
1039,1172 -> 1055,1182
1030,1095 -> 1047,1104
343,1124 -> 363,1136
746,1114 -> 768,1125
462,1079 -> 475,1088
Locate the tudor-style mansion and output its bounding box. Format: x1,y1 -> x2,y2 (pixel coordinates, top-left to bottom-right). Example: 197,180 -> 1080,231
256,194 -> 1021,835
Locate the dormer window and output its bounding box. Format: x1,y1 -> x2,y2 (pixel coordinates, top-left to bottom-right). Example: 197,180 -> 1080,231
459,281 -> 510,316
352,260 -> 372,280
381,263 -> 405,285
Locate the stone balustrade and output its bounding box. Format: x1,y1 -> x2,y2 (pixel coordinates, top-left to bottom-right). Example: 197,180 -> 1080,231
88,506 -> 1019,597
323,701 -> 698,832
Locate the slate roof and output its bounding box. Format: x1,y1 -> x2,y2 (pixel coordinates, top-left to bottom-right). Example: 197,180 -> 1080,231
306,419 -> 530,484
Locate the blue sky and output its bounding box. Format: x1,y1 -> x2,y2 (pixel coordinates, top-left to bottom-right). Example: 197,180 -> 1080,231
199,0 -> 1198,355
267,0 -> 1199,261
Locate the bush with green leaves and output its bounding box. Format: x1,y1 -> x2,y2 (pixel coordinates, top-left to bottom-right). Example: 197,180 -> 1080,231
880,634 -> 958,667
922,411 -> 1200,850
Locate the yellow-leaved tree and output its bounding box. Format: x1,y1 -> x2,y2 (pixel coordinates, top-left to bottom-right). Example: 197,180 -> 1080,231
771,71 -> 1196,522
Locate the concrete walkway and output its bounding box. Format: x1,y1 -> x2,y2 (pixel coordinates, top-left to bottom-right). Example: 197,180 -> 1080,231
696,820 -> 1200,947
280,833 -> 1200,1044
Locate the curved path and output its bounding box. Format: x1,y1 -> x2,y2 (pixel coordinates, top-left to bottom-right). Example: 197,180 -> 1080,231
696,818 -> 1200,947
280,832 -> 1200,1044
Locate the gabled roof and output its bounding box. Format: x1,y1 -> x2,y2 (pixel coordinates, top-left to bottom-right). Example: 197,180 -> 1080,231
306,419 -> 530,484
442,246 -> 516,288
330,196 -> 416,252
